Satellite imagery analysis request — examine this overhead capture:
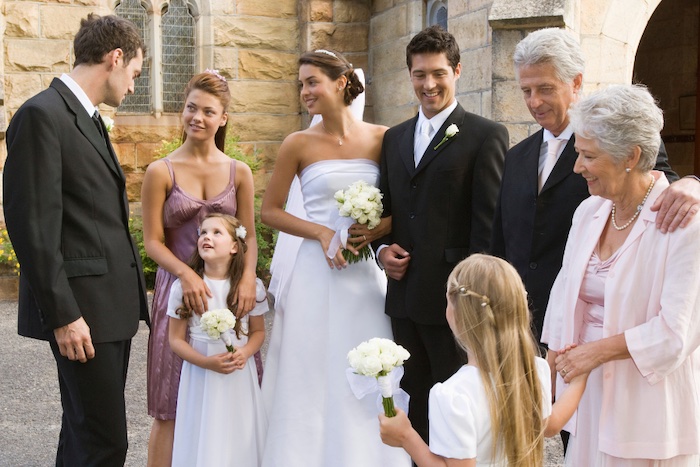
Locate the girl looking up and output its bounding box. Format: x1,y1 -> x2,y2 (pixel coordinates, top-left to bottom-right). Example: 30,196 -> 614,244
168,213 -> 268,467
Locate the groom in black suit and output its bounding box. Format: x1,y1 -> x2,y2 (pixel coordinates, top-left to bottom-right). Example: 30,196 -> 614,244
4,14 -> 148,466
375,25 -> 508,442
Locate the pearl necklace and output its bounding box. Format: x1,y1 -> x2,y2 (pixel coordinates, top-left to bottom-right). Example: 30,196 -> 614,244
321,120 -> 354,146
611,175 -> 655,231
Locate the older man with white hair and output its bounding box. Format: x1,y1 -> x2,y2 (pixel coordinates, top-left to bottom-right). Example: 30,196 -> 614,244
491,27 -> 699,347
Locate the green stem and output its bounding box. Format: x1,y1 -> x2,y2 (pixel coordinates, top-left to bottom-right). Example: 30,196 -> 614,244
226,345 -> 236,353
382,396 -> 396,417
343,245 -> 374,264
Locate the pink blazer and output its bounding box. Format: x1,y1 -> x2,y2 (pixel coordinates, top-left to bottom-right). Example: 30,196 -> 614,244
542,172 -> 700,459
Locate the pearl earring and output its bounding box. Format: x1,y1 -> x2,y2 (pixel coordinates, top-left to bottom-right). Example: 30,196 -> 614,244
625,168 -> 631,173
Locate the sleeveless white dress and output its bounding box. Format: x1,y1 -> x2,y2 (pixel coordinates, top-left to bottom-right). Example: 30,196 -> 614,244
261,159 -> 411,467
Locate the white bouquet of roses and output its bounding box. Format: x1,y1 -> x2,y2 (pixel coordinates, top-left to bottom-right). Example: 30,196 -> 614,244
346,338 -> 410,417
328,180 -> 384,263
199,308 -> 236,353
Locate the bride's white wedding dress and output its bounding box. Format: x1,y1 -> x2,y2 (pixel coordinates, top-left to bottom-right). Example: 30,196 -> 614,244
262,159 -> 411,467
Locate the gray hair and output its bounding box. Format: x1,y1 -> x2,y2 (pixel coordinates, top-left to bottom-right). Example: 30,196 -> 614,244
514,28 -> 585,84
569,84 -> 663,172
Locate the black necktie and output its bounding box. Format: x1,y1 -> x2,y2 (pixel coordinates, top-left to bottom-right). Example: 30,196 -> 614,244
92,111 -> 107,141
91,111 -> 122,176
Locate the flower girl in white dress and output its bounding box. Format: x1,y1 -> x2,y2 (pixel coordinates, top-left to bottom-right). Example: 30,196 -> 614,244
168,213 -> 268,467
379,254 -> 587,467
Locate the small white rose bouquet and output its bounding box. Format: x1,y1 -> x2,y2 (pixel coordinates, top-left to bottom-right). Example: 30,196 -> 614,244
346,338 -> 410,417
199,308 -> 236,353
102,115 -> 115,133
434,123 -> 459,150
328,180 -> 384,263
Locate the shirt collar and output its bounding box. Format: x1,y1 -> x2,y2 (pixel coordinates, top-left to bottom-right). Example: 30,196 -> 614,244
543,124 -> 573,144
59,73 -> 99,117
417,100 -> 458,133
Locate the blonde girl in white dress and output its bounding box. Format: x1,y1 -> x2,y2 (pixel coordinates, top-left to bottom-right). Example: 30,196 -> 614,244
379,254 -> 587,467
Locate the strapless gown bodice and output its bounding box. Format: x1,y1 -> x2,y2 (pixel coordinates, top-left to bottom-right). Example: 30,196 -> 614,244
299,159 -> 380,228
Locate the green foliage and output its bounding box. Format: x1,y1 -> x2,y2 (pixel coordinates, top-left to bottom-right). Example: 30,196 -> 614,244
150,133 -> 275,285
128,215 -> 159,289
0,228 -> 20,275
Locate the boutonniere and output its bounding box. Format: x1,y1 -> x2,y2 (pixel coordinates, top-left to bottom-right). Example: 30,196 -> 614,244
102,116 -> 115,133
433,123 -> 459,150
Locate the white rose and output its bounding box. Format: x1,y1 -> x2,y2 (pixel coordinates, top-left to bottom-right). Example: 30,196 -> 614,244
102,115 -> 114,132
358,355 -> 383,376
445,123 -> 459,138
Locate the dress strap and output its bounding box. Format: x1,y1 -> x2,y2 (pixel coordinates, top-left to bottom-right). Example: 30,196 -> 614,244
229,159 -> 237,186
163,158 -> 176,184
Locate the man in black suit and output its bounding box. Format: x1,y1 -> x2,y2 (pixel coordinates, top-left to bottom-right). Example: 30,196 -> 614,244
3,14 -> 148,466
375,25 -> 508,442
491,27 -> 700,347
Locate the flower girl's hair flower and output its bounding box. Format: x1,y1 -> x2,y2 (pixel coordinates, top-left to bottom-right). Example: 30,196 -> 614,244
235,225 -> 247,240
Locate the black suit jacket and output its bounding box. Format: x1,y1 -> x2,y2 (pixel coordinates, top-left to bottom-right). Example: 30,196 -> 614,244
376,104 -> 508,325
4,78 -> 148,342
491,130 -> 677,341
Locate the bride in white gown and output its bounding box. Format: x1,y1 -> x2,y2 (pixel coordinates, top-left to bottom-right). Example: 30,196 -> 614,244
260,50 -> 411,467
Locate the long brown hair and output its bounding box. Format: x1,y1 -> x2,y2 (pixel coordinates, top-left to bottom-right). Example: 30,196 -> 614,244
180,71 -> 231,151
446,254 -> 544,466
177,213 -> 248,338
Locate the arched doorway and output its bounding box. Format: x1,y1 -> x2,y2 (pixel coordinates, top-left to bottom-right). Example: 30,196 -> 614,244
634,0 -> 699,176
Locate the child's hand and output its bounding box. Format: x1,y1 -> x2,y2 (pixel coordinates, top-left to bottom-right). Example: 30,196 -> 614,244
231,347 -> 251,371
205,352 -> 237,374
378,408 -> 412,448
558,343 -> 578,355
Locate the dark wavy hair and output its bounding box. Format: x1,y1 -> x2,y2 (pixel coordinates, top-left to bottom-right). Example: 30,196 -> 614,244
181,71 -> 231,152
298,49 -> 364,106
73,14 -> 145,67
406,25 -> 460,72
176,213 -> 248,338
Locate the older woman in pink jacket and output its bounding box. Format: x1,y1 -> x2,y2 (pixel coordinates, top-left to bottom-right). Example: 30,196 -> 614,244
542,84 -> 700,466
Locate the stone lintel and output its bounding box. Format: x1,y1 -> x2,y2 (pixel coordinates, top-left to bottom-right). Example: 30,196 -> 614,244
489,0 -> 566,30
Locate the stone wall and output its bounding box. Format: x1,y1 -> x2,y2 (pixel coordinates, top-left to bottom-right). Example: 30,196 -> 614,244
0,0 -> 378,200
369,0 -> 499,128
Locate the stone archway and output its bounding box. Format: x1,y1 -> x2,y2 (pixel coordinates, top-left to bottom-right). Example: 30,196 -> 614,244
634,0 -> 699,176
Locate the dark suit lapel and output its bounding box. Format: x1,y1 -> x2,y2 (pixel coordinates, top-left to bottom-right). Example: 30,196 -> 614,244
50,79 -> 125,182
399,115 -> 419,175
522,130 -> 544,195
541,135 -> 576,193
414,105 -> 466,176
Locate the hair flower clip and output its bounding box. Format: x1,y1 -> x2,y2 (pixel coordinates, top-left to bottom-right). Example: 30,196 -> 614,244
458,286 -> 490,307
204,68 -> 227,83
235,225 -> 247,240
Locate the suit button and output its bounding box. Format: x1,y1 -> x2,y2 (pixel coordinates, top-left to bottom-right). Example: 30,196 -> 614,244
529,262 -> 537,270
409,212 -> 415,219
131,262 -> 137,267
411,183 -> 417,189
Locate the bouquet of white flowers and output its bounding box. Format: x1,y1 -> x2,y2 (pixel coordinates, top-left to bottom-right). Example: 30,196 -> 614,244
346,338 -> 410,417
329,180 -> 384,263
199,308 -> 236,353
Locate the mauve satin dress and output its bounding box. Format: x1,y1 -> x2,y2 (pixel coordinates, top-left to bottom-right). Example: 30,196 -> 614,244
147,159 -> 242,419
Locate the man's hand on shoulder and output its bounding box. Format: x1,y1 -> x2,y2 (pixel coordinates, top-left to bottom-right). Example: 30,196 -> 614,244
379,244 -> 411,281
54,317 -> 95,363
651,176 -> 700,233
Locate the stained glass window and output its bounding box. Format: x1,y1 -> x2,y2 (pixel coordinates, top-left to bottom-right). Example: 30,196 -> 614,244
427,0 -> 448,31
115,0 -> 151,113
161,0 -> 196,113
